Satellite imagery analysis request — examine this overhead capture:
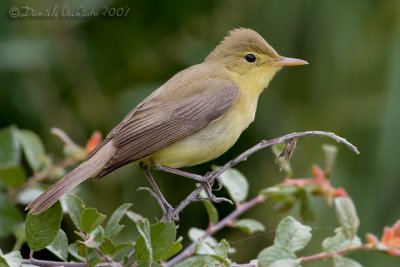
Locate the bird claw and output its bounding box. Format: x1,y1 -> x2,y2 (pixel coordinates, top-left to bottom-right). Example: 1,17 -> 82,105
201,178 -> 215,198
199,173 -> 230,204
162,203 -> 179,222
214,175 -> 223,191
204,171 -> 224,191
210,196 -> 233,204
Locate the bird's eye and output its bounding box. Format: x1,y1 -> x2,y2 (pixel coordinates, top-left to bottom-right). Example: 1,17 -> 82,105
244,54 -> 256,63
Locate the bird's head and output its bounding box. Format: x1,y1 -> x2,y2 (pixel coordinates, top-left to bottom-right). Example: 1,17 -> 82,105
205,28 -> 307,88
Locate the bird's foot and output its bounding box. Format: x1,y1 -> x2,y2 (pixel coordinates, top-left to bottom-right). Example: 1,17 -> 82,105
161,201 -> 179,222
205,171 -> 224,191
199,172 -> 232,204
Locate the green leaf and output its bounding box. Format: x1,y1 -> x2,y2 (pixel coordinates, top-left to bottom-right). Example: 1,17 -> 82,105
135,221 -> 177,263
161,241 -> 183,260
269,259 -> 301,267
202,200 -> 219,225
219,167 -> 248,204
322,144 -> 338,176
274,200 -> 295,213
211,239 -> 232,265
188,228 -> 217,246
298,188 -> 314,221
62,194 -> 85,230
46,229 -> 68,261
188,227 -> 205,241
68,243 -> 86,262
112,241 -> 135,256
126,210 -> 145,224
195,238 -> 216,255
274,216 -> 312,252
105,203 -> 132,238
322,227 -> 361,252
70,241 -> 101,265
335,197 -> 360,238
123,255 -> 130,266
81,226 -> 104,248
26,201 -> 63,251
194,237 -> 231,263
0,251 -> 23,267
333,256 -> 362,267
0,194 -> 23,237
99,238 -> 135,256
257,245 -> 296,267
270,189 -> 297,211
214,239 -> 230,257
80,207 -> 106,234
12,223 -> 26,251
135,219 -> 152,262
259,185 -> 298,203
0,166 -> 26,188
99,237 -> 114,255
231,218 -> 265,234
0,126 -> 20,169
175,255 -> 220,267
16,129 -> 46,172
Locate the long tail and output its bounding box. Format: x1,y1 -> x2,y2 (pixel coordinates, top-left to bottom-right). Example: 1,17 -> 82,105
26,141 -> 116,214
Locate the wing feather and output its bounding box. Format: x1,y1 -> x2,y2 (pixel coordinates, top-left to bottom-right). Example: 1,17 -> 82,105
96,78 -> 239,178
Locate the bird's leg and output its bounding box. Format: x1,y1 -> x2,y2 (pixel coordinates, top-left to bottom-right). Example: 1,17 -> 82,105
154,164 -> 204,181
154,164 -> 228,203
139,163 -> 177,222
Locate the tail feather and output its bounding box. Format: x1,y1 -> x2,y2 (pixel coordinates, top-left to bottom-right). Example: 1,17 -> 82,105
26,141 -> 115,214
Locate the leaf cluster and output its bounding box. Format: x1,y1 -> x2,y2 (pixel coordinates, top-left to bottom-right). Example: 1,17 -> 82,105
0,126 -> 397,267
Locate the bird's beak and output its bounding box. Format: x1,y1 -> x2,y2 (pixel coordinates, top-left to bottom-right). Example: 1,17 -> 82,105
271,57 -> 308,67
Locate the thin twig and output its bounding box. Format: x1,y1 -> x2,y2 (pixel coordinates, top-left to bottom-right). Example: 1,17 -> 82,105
186,243 -> 374,267
51,127 -> 80,149
22,258 -> 88,267
299,243 -> 374,263
22,251 -> 122,267
164,195 -> 267,267
169,131 -> 358,219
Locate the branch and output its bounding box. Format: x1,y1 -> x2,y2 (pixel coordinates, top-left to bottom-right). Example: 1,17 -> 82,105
164,195 -> 267,267
22,258 -> 88,267
169,131 -> 358,219
300,243 -> 374,263
22,255 -> 122,267
166,221 -> 374,267
168,243 -> 374,267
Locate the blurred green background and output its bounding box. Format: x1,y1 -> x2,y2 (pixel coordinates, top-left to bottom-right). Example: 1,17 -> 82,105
1,0 -> 400,265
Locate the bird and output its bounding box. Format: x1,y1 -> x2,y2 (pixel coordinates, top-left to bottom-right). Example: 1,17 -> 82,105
26,28 -> 308,216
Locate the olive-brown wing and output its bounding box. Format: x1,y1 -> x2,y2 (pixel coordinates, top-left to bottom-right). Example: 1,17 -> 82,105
96,81 -> 239,177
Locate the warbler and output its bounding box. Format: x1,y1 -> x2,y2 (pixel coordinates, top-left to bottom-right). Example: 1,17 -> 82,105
27,28 -> 307,214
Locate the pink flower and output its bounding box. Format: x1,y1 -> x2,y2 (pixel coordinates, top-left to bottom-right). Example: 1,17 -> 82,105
380,220 -> 400,256
367,220 -> 400,256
